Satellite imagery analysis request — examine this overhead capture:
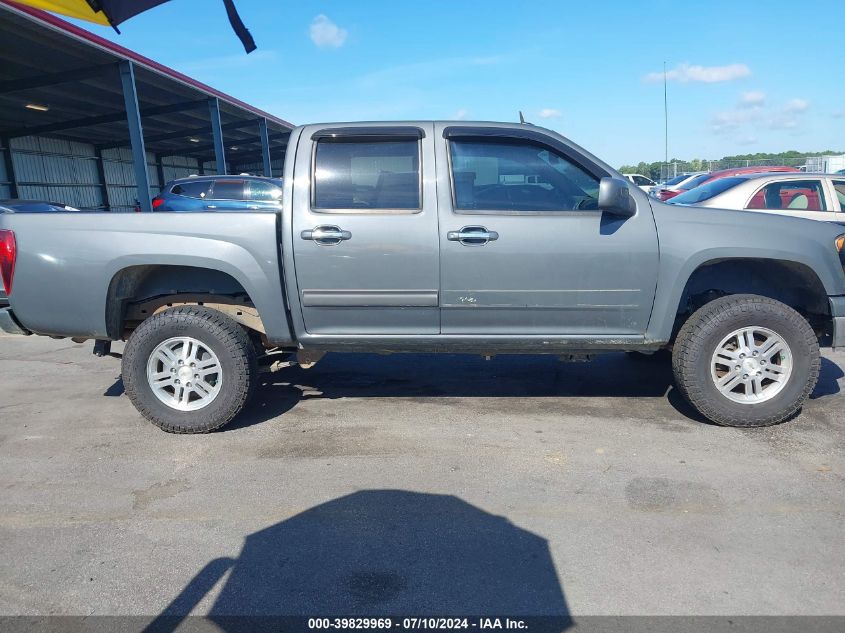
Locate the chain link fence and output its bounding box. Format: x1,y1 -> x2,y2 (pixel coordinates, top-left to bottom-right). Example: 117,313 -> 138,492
658,155 -> 845,180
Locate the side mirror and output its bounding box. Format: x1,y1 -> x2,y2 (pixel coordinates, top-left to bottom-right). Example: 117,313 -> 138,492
598,177 -> 636,217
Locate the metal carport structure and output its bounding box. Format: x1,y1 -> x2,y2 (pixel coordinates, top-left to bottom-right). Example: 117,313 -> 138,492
0,0 -> 293,212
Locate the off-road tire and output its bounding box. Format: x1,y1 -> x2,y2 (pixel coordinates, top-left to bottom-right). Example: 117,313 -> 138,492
672,294 -> 819,427
122,306 -> 256,433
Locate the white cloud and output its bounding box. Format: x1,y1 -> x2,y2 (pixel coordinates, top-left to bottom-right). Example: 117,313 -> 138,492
538,108 -> 562,119
645,62 -> 751,84
784,98 -> 810,113
453,109 -> 468,120
768,116 -> 799,130
712,95 -> 812,140
309,14 -> 347,48
711,109 -> 759,133
738,91 -> 765,108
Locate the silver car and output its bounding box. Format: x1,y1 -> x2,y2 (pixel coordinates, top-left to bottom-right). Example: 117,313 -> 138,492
669,172 -> 845,223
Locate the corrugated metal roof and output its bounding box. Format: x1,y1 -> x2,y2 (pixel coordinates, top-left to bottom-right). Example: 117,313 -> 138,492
0,0 -> 292,163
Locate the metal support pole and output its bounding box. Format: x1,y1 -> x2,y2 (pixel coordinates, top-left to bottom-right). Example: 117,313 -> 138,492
154,153 -> 166,194
258,118 -> 272,177
119,61 -> 152,212
208,98 -> 226,175
94,147 -> 111,211
198,160 -> 205,176
1,136 -> 18,199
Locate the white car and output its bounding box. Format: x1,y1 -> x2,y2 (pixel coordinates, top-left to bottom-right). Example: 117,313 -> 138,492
668,172 -> 845,223
622,173 -> 656,192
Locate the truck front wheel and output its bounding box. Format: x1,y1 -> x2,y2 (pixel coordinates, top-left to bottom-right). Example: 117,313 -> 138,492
122,306 -> 257,433
672,294 -> 820,427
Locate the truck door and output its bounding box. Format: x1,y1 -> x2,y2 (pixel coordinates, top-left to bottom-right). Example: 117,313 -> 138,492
435,124 -> 659,336
291,125 -> 440,334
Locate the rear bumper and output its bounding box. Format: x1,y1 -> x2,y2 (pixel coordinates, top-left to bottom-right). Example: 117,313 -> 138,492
831,297 -> 845,350
0,307 -> 30,336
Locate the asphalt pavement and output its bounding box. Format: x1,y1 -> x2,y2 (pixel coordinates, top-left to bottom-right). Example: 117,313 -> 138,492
0,335 -> 843,619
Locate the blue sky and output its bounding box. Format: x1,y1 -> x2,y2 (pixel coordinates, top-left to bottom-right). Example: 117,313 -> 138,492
68,0 -> 844,166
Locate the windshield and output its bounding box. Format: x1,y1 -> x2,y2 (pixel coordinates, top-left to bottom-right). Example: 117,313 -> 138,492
668,177 -> 745,205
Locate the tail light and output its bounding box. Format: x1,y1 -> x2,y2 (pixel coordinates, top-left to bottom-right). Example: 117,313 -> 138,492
151,196 -> 164,210
0,230 -> 16,296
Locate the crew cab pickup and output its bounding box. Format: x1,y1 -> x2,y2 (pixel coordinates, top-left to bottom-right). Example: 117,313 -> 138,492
1,121 -> 845,433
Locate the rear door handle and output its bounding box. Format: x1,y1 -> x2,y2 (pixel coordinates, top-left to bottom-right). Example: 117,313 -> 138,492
301,225 -> 352,245
447,226 -> 499,246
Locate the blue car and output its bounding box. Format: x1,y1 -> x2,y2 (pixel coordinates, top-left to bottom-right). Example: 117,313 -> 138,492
0,199 -> 81,213
152,175 -> 283,212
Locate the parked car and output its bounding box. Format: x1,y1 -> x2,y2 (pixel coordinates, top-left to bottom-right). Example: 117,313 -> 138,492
622,173 -> 656,192
2,121 -> 845,434
668,172 -> 845,223
837,169 -> 845,176
0,199 -> 80,213
651,172 -> 708,201
151,175 -> 283,212
674,166 -> 800,195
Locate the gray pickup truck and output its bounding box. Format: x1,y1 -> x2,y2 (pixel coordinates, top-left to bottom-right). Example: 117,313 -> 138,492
1,121 -> 844,433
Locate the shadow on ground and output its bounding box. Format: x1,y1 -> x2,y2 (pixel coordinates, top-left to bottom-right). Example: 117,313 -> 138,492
230,352 -> 683,430
144,490 -> 571,632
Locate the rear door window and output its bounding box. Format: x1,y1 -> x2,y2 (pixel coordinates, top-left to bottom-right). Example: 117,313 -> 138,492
210,179 -> 246,200
313,138 -> 420,211
833,181 -> 845,211
170,180 -> 211,198
746,180 -> 827,212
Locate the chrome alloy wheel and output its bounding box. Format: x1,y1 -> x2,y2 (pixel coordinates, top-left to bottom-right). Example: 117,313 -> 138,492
146,337 -> 222,411
710,326 -> 792,404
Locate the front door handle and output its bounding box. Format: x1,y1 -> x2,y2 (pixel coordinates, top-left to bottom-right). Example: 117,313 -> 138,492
301,225 -> 352,245
446,226 -> 499,246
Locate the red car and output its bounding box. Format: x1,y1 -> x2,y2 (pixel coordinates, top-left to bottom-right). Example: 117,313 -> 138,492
662,166 -> 800,201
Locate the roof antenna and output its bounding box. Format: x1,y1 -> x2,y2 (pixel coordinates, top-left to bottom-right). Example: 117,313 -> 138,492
519,110 -> 526,124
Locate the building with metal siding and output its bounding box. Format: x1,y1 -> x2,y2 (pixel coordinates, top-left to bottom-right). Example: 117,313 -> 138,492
0,0 -> 292,211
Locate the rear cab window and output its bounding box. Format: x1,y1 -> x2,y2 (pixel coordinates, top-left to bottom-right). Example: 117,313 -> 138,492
313,137 -> 421,212
680,173 -> 711,190
170,180 -> 211,198
668,177 -> 745,205
663,175 -> 688,187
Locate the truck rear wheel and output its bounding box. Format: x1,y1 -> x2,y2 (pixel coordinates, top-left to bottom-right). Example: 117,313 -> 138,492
672,294 -> 820,427
122,306 -> 256,433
